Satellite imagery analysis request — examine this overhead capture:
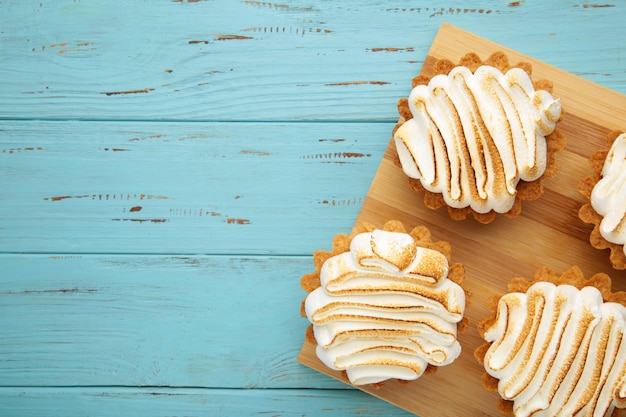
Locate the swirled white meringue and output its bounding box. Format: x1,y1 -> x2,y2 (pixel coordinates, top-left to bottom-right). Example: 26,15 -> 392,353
591,133 -> 626,256
483,282 -> 626,416
394,65 -> 561,213
305,229 -> 465,385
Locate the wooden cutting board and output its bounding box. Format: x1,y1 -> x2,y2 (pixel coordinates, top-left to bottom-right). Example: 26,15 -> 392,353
298,22 -> 626,416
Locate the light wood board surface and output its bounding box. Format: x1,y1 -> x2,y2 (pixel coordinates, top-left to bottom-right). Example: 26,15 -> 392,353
298,22 -> 626,417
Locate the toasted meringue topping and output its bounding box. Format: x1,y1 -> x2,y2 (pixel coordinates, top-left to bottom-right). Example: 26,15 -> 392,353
394,65 -> 561,213
591,133 -> 626,256
483,282 -> 626,416
305,229 -> 465,385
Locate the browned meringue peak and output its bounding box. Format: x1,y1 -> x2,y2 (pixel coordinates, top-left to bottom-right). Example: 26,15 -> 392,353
303,227 -> 465,386
590,133 -> 626,257
324,229 -> 449,287
579,130 -> 626,270
394,64 -> 561,215
482,281 -> 626,416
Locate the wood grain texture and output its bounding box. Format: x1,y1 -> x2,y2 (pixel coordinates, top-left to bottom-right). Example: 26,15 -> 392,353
0,387 -> 414,417
0,121 -> 387,254
0,253 -> 342,389
1,1 -> 625,121
299,23 -> 626,417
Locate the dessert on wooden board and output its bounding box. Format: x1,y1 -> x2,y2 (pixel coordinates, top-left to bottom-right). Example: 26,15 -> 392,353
393,52 -> 566,224
579,130 -> 626,270
298,23 -> 626,416
475,266 -> 626,416
300,220 -> 467,386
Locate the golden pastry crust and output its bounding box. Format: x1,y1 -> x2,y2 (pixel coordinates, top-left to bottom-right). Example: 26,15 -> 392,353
579,130 -> 626,270
300,220 -> 468,387
393,51 -> 567,224
474,265 -> 626,415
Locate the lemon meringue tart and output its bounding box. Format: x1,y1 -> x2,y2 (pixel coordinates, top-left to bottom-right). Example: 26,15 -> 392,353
579,130 -> 626,270
301,220 -> 467,386
394,52 -> 566,223
476,266 -> 626,416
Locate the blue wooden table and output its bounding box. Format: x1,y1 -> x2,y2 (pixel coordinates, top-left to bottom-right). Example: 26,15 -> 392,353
1,1 -> 625,416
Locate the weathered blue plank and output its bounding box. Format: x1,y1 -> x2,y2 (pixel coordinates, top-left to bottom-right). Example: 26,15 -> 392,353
0,387 -> 415,417
0,0 -> 624,121
0,254 -> 340,389
0,120 -> 388,254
